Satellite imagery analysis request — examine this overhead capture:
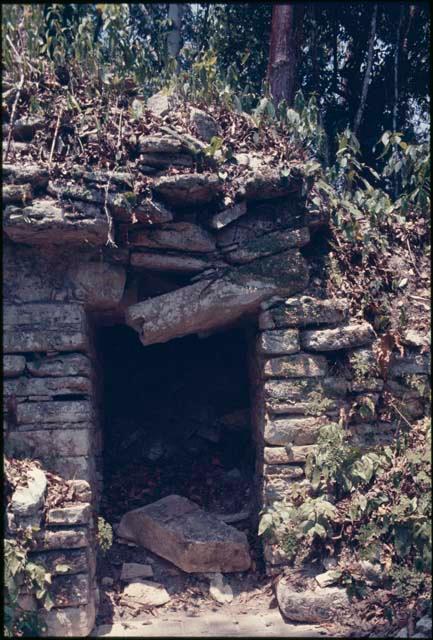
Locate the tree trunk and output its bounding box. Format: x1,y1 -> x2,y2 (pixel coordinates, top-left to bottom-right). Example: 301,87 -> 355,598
267,3 -> 305,106
353,4 -> 378,136
167,4 -> 183,60
393,3 -> 404,197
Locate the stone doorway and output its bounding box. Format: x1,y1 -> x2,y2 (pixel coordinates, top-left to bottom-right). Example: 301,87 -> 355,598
96,324 -> 256,526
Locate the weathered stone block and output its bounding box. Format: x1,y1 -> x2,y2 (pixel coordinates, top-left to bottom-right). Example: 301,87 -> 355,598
16,401 -> 92,425
4,376 -> 91,398
263,477 -> 310,504
128,222 -> 216,253
3,183 -> 33,205
41,456 -> 93,481
225,227 -> 310,265
276,582 -> 349,623
134,198 -> 174,225
263,445 -> 316,464
131,251 -> 209,273
6,428 -> 91,458
300,322 -> 375,351
263,353 -> 328,378
259,296 -> 348,329
49,573 -> 89,608
258,329 -> 300,356
389,351 -> 431,377
29,548 -> 89,576
31,528 -> 89,551
4,303 -> 88,353
4,355 -> 26,377
10,466 -> 47,518
263,465 -> 305,478
68,480 -> 92,503
67,262 -> 126,310
4,199 -> 109,246
153,173 -> 222,206
190,108 -> 219,142
27,354 -> 92,378
46,504 -> 91,526
264,377 -> 348,415
210,202 -> 247,230
118,495 -> 251,573
3,163 -> 49,188
40,598 -> 95,637
264,416 -> 326,446
237,166 -> 303,201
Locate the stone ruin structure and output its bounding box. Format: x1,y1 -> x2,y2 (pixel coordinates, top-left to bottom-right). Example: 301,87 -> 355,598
3,107 -> 430,635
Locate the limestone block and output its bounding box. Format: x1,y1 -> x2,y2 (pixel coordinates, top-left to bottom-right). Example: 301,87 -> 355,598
147,91 -> 177,117
3,183 -> 33,205
237,166 -> 304,201
263,477 -> 309,504
134,197 -> 174,225
29,549 -> 89,576
16,401 -> 92,425
6,428 -> 91,458
40,598 -> 95,637
4,303 -> 88,353
259,295 -> 348,329
67,262 -> 126,310
49,573 -> 90,608
4,199 -> 109,246
216,199 -> 304,248
128,222 -> 216,253
121,579 -> 170,607
263,353 -> 328,378
225,227 -> 310,264
46,504 -> 91,526
10,466 -> 47,518
120,562 -> 154,581
139,151 -> 192,168
4,355 -> 26,377
41,456 -> 93,481
300,322 -> 375,351
190,108 -> 219,142
263,445 -> 316,464
31,528 -> 89,552
264,416 -> 326,446
130,252 -> 209,273
210,202 -> 247,230
231,249 -> 309,295
47,181 -> 135,221
257,329 -> 300,355
3,163 -> 49,188
4,376 -> 91,398
264,377 -> 348,415
118,494 -> 251,573
68,480 -> 92,503
27,354 -> 92,378
389,351 -> 431,377
153,173 -> 222,206
276,582 -> 349,623
263,465 -> 305,478
401,329 -> 430,349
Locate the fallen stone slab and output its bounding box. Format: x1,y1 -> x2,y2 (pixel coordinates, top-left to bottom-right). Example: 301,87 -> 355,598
4,199 -> 109,246
260,296 -> 349,329
264,353 -> 328,378
128,222 -> 216,253
117,494 -> 251,573
126,250 -> 308,345
276,582 -> 349,623
10,466 -> 47,518
152,173 -> 222,206
120,562 -> 154,582
4,354 -> 26,377
121,579 -> 170,607
300,322 -> 375,351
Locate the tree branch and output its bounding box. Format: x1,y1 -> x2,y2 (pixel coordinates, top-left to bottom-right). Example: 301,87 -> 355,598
353,4 -> 378,137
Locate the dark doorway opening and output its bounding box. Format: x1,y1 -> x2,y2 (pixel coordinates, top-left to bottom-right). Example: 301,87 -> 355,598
96,325 -> 255,526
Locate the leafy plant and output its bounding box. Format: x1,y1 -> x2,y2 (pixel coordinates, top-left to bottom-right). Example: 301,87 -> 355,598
96,516 -> 113,554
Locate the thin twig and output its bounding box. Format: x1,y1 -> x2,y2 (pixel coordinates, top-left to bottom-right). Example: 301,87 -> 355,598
49,107 -> 63,169
5,72 -> 24,161
406,237 -> 423,278
117,109 -> 123,150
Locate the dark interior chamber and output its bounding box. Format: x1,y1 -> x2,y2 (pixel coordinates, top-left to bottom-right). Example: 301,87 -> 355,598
96,325 -> 255,524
